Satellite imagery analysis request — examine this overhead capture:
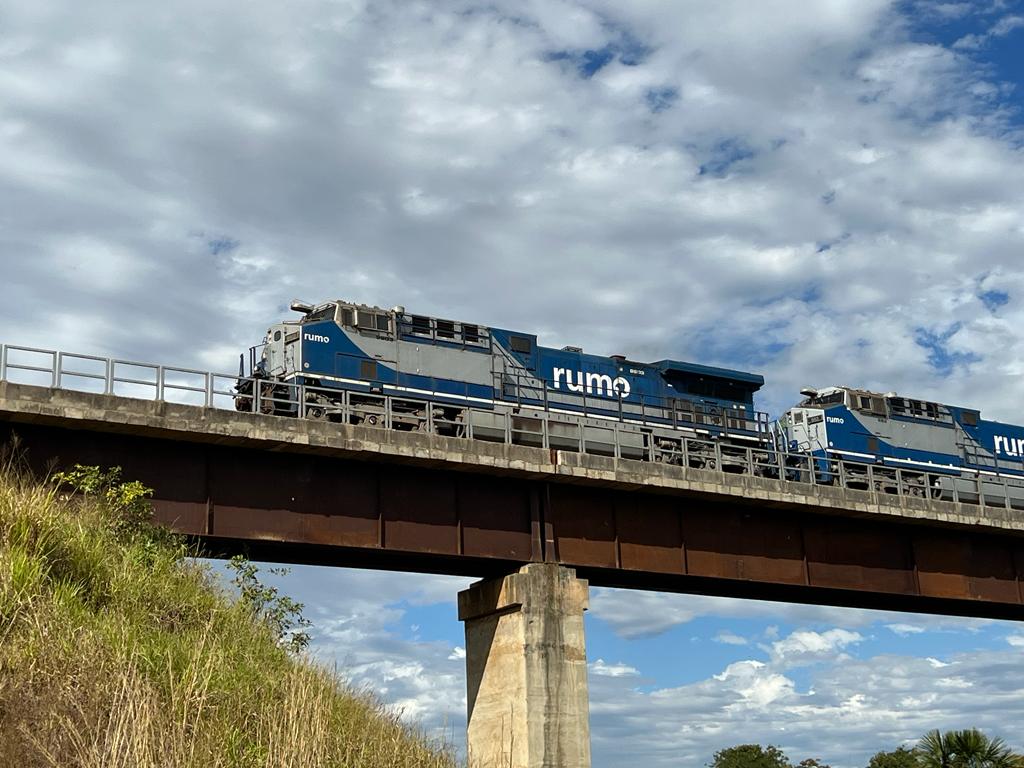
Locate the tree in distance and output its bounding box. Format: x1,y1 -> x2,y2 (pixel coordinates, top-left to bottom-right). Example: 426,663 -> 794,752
867,746 -> 918,768
708,744 -> 793,768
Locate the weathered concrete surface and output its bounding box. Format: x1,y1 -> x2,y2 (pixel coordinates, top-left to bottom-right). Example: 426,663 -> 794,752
2,380 -> 1023,536
459,564 -> 591,768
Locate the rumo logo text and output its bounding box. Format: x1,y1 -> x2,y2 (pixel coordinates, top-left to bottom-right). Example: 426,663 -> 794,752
994,435 -> 1024,457
552,368 -> 631,399
304,333 -> 330,343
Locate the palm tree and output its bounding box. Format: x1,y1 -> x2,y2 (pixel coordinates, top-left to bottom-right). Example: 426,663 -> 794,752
916,729 -> 1019,768
918,730 -> 954,768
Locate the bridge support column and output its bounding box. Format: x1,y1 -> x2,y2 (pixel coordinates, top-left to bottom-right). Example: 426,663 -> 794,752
458,563 -> 591,768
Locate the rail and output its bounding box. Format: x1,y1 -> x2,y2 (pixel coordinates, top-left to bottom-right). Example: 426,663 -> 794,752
2,343 -> 1023,513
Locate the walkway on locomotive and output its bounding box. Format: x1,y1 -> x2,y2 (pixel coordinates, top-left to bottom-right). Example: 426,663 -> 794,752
779,386 -> 1024,478
252,299 -> 769,440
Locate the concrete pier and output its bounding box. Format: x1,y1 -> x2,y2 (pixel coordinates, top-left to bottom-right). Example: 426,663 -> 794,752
458,563 -> 591,768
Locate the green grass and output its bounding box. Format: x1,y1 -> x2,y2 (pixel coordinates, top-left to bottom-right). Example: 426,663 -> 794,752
0,463 -> 458,768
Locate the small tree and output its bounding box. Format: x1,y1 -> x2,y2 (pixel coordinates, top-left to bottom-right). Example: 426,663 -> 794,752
709,744 -> 792,768
867,747 -> 918,768
227,555 -> 312,653
53,464 -> 153,539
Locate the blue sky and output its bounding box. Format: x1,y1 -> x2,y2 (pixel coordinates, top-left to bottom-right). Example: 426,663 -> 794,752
2,0 -> 1024,765
226,562 -> 1024,767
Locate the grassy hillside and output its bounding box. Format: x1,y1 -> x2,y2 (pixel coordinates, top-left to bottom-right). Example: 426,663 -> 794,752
0,462 -> 457,768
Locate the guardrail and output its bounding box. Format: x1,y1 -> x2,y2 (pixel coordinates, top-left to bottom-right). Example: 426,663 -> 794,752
2,343 -> 1023,513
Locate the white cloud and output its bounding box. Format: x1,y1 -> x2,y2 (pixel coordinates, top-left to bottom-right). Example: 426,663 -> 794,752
714,631 -> 749,646
1007,635 -> 1024,647
886,623 -> 928,636
714,660 -> 797,710
770,629 -> 863,666
591,659 -> 640,678
588,646 -> 1024,767
954,12 -> 1024,49
589,588 -> 995,638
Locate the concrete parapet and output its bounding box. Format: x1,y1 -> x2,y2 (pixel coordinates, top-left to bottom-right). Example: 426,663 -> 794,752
459,564 -> 591,768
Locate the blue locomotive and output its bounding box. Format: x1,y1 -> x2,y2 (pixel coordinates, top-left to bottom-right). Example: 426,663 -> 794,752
236,298 -> 769,465
774,385 -> 1024,501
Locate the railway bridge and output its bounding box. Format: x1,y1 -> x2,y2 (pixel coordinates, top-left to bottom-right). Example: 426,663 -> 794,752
2,347 -> 1024,768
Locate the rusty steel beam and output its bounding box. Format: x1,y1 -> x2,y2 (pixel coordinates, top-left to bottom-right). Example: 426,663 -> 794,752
2,416 -> 1023,621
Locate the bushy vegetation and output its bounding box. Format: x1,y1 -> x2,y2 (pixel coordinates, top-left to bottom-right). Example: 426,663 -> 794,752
710,729 -> 1024,768
0,462 -> 456,768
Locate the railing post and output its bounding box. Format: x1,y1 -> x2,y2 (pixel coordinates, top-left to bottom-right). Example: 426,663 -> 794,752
56,352 -> 64,389
205,373 -> 213,408
156,366 -> 165,401
0,344 -> 6,381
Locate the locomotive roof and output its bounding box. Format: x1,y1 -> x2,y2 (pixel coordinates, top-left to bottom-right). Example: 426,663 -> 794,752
295,298 -> 765,387
653,359 -> 764,388
802,385 -> 982,416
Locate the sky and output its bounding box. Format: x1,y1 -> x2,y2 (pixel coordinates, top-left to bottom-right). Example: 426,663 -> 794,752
1,0 -> 1024,765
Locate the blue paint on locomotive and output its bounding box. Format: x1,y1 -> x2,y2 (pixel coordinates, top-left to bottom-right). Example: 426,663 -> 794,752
269,305 -> 764,435
782,391 -> 1024,480
487,331 -> 764,428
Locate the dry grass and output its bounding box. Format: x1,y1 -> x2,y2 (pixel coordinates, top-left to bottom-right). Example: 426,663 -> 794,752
0,463 -> 457,768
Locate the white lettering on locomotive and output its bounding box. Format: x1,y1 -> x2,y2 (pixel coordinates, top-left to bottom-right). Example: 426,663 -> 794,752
826,416 -> 844,424
303,333 -> 330,343
994,435 -> 1024,457
552,367 -> 631,399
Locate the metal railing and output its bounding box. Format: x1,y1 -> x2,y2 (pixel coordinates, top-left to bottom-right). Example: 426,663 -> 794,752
3,343 -> 1024,514
492,368 -> 771,436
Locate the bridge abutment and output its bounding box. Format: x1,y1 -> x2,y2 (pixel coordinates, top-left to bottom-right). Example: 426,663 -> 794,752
458,563 -> 591,768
